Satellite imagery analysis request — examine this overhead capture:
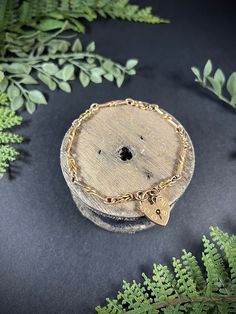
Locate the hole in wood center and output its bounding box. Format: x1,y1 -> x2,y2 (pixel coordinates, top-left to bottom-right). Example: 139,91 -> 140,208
118,146 -> 133,161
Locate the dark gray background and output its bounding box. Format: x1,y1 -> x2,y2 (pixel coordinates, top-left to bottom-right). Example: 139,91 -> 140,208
1,0 -> 236,313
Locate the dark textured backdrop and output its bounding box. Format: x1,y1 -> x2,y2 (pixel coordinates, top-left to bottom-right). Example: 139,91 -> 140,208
1,0 -> 236,313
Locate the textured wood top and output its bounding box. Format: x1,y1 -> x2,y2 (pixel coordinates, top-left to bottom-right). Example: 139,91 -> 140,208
61,101 -> 195,219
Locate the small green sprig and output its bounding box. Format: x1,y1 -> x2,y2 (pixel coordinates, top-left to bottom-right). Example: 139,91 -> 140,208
191,60 -> 236,108
0,29 -> 138,114
0,92 -> 23,178
96,226 -> 236,313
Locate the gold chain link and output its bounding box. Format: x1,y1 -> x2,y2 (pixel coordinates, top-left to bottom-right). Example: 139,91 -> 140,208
66,99 -> 191,205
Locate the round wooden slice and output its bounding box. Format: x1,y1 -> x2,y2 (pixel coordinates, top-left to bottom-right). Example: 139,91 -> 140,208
60,100 -> 195,233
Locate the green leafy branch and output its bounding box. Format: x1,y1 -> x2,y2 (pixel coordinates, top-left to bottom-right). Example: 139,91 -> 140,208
192,60 -> 236,108
0,92 -> 23,178
0,28 -> 138,113
96,226 -> 236,313
0,0 -> 165,177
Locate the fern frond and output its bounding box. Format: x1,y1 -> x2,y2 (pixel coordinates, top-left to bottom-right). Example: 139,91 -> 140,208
0,0 -> 18,32
117,280 -> 152,312
210,227 -> 236,294
227,241 -> 236,293
144,264 -> 176,303
181,250 -> 205,291
0,132 -> 23,144
0,0 -> 168,35
173,257 -> 198,296
210,226 -> 230,251
0,106 -> 22,131
94,0 -> 169,24
143,264 -> 180,313
96,227 -> 236,313
173,257 -> 202,313
0,0 -> 8,32
202,236 -> 230,296
0,144 -> 20,178
0,92 -> 23,178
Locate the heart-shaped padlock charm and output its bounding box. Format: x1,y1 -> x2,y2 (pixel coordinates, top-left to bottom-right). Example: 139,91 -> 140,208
139,196 -> 170,226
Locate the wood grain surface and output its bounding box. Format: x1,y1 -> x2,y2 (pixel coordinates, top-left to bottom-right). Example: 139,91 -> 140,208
60,100 -> 195,232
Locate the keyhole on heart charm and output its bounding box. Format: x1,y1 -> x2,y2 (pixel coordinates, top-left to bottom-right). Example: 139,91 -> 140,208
156,209 -> 162,219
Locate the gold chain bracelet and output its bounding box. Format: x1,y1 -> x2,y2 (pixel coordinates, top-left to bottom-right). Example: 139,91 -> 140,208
66,99 -> 191,226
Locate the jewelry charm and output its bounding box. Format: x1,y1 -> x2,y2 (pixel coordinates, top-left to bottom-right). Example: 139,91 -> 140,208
139,197 -> 170,226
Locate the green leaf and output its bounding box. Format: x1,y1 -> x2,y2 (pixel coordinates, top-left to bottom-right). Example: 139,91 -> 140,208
11,96 -> 24,111
36,45 -> 45,56
7,85 -> 20,99
126,59 -> 138,70
0,71 -> 4,82
54,70 -> 64,80
59,82 -> 71,93
231,94 -> 236,107
112,67 -> 121,78
59,59 -> 66,66
55,41 -> 70,53
104,73 -> 113,82
208,77 -> 221,96
42,63 -> 59,75
72,38 -> 82,52
62,65 -> 75,81
0,77 -> 8,92
23,64 -> 32,75
203,59 -> 212,78
87,57 -> 95,64
91,67 -> 106,76
86,41 -> 95,52
90,73 -> 102,84
28,90 -> 47,105
116,74 -> 125,88
47,39 -> 70,53
127,69 -> 136,75
36,18 -> 65,31
82,63 -> 94,70
48,80 -> 56,91
226,72 -> 236,97
20,75 -> 38,84
191,67 -> 201,81
214,68 -> 225,86
69,19 -> 85,33
6,63 -> 31,74
26,101 -> 36,114
48,12 -> 64,19
102,60 -> 113,72
37,73 -> 56,90
38,73 -> 50,85
79,71 -> 90,87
